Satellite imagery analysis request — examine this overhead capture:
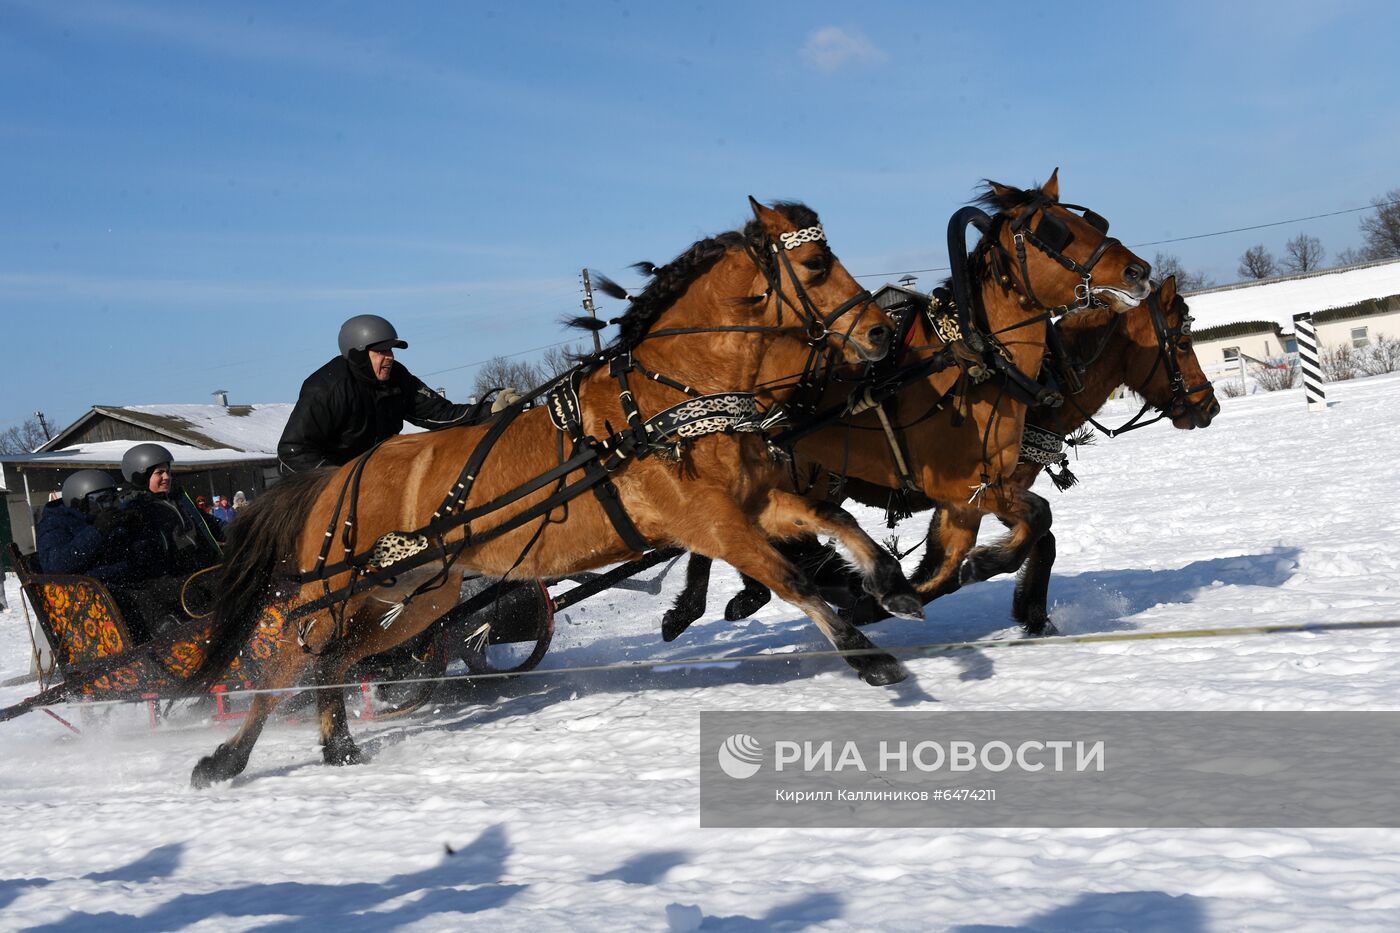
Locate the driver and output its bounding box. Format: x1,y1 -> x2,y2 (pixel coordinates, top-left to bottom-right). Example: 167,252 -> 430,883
277,314 -> 521,473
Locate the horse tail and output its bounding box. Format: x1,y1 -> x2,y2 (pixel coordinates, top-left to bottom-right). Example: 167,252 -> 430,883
188,468 -> 336,692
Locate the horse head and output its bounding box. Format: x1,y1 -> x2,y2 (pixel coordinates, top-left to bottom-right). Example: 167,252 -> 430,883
978,169 -> 1151,316
746,198 -> 893,368
1122,276 -> 1220,428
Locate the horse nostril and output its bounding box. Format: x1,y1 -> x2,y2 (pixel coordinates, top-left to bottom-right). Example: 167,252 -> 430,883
1124,263 -> 1148,284
868,325 -> 891,347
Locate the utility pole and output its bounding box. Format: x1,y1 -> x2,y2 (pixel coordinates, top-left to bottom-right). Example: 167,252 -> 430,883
34,411 -> 51,441
580,269 -> 603,354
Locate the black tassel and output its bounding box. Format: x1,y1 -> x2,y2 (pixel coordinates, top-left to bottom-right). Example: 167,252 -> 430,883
589,271 -> 632,301
885,487 -> 914,528
630,261 -> 661,277
1048,459 -> 1079,491
1065,426 -> 1097,447
563,315 -> 608,332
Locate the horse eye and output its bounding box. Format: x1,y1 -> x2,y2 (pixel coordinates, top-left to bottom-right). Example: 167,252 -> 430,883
802,259 -> 828,272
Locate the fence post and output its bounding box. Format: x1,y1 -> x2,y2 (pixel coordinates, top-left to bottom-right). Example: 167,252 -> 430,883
1292,312 -> 1327,412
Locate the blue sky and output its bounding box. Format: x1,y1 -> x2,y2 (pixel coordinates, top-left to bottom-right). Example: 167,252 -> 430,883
3,0 -> 1398,432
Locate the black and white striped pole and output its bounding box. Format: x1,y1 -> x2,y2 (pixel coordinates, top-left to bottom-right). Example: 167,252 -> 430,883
1293,311 -> 1327,412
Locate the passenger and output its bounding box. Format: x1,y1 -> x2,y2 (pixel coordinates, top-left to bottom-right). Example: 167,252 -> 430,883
36,470 -> 143,586
120,443 -> 223,577
277,314 -> 522,473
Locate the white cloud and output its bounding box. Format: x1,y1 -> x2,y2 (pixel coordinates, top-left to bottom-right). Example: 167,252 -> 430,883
800,27 -> 887,73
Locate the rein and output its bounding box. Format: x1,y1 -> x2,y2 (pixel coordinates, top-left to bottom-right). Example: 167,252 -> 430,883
1059,290 -> 1213,439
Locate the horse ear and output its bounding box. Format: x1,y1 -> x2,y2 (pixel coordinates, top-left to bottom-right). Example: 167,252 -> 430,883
1159,275 -> 1178,307
747,196 -> 791,236
1043,168 -> 1060,201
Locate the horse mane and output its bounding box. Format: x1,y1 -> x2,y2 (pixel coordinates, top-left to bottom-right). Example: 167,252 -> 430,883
972,178 -> 1051,215
569,202 -> 828,353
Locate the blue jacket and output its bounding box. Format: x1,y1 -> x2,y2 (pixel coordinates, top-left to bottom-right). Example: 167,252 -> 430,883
35,501 -> 142,585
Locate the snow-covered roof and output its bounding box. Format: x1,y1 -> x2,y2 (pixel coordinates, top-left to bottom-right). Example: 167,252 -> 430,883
41,403 -> 293,454
1184,258 -> 1400,334
2,440 -> 272,470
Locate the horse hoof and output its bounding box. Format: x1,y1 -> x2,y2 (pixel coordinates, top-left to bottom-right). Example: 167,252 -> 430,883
325,743 -> 364,767
724,589 -> 770,621
661,610 -> 697,643
880,593 -> 925,621
190,754 -> 230,789
1024,618 -> 1059,638
857,656 -> 908,687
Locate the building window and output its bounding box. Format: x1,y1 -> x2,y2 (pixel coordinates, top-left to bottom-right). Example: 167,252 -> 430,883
1285,337 -> 1297,353
1222,346 -> 1240,361
1352,326 -> 1369,348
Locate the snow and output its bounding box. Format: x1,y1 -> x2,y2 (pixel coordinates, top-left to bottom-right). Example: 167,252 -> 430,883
3,373 -> 1400,930
1185,257 -> 1400,332
1,440 -> 272,470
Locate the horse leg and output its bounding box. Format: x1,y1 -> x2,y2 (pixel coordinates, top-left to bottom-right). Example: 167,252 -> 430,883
1012,529 -> 1059,636
758,491 -> 923,621
683,502 -> 907,686
724,572 -> 773,621
190,640 -> 314,788
911,506 -> 981,599
662,554 -> 714,642
724,537 -> 846,622
311,579 -> 465,764
961,490 -> 1052,585
314,644 -> 363,767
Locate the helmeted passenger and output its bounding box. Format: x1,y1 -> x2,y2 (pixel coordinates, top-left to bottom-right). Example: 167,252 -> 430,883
36,470 -> 144,586
276,314 -> 521,473
120,443 -> 223,576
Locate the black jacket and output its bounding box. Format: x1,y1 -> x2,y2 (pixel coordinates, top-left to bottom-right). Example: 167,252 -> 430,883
123,488 -> 224,577
278,354 -> 491,473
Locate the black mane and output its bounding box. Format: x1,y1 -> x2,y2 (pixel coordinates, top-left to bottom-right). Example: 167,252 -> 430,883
572,202 -> 826,353
972,178 -> 1050,215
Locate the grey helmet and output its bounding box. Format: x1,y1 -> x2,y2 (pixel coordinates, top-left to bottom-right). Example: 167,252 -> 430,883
338,314 -> 407,358
121,442 -> 174,486
61,469 -> 118,510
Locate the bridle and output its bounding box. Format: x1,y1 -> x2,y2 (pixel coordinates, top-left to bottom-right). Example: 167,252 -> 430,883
1063,289 -> 1216,437
1005,194 -> 1129,316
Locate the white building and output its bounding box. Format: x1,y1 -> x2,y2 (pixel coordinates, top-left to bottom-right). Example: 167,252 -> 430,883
1184,258 -> 1400,368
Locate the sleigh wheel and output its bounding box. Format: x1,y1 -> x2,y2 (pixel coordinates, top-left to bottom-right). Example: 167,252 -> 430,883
457,579 -> 554,677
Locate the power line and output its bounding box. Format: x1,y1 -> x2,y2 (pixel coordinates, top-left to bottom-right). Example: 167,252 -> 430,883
853,198 -> 1400,281
1125,199 -> 1400,248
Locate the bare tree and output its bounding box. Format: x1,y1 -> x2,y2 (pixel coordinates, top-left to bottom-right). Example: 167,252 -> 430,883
471,356 -> 549,402
1359,188 -> 1400,260
540,343 -> 591,379
1281,234 -> 1325,273
1152,252 -> 1212,292
1237,245 -> 1277,280
0,415 -> 51,455
1333,246 -> 1368,268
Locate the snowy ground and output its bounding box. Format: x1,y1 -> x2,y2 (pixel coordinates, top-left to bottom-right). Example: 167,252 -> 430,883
3,374 -> 1400,931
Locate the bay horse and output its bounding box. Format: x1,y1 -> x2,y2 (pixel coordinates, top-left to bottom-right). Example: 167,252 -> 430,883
716,275 -> 1218,635
952,274 -> 1220,634
189,199 -> 913,787
661,172 -> 1152,638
